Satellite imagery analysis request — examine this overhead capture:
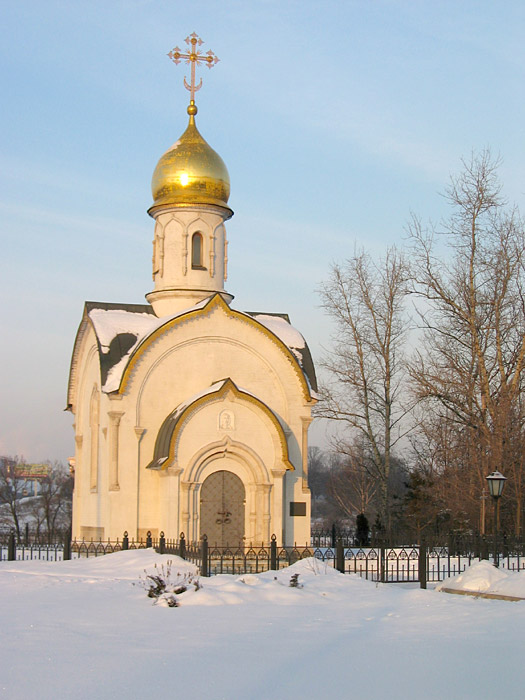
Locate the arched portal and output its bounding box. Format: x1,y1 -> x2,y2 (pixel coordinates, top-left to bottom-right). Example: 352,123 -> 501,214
200,470 -> 245,546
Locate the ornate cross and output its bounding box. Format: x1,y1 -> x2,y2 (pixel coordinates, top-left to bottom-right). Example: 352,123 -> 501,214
167,32 -> 219,104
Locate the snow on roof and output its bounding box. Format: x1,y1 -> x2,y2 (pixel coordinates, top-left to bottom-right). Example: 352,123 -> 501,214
104,352 -> 138,393
88,310 -> 160,354
89,298 -> 210,392
147,379 -> 286,470
252,314 -> 305,354
87,297 -> 317,396
170,380 -> 227,422
167,380 -> 263,423
250,313 -> 317,394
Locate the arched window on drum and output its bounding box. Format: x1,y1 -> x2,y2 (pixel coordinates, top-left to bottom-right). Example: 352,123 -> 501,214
191,232 -> 206,269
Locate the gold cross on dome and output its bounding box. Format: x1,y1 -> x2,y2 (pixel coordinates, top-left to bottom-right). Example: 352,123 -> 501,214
167,32 -> 219,104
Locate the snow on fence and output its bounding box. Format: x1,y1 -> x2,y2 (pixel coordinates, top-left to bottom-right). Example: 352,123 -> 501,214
1,530 -> 524,586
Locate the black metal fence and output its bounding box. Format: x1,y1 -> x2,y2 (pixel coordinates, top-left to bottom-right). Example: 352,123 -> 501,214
2,529 -> 525,587
0,525 -> 71,547
0,541 -> 66,562
0,529 -> 150,562
311,526 -> 355,547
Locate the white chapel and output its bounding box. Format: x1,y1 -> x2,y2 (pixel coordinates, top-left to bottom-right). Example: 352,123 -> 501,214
67,35 -> 317,546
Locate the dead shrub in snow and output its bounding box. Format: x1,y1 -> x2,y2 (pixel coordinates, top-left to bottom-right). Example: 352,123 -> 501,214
302,558 -> 331,575
289,573 -> 303,588
136,560 -> 201,606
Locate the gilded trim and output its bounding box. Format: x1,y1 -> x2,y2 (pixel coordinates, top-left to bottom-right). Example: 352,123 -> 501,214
119,294 -> 312,401
154,378 -> 294,472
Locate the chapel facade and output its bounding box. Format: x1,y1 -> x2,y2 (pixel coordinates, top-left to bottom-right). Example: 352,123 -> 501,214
67,37 -> 317,546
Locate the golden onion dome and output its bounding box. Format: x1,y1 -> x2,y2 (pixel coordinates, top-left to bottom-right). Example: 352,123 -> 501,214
150,103 -> 230,213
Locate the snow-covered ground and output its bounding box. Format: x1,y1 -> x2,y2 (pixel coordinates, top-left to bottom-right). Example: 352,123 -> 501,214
437,559 -> 525,599
1,551 -> 524,700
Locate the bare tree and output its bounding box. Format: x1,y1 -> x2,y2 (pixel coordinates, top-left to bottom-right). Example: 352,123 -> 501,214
0,457 -> 26,539
307,446 -> 330,502
0,458 -> 73,542
317,247 -> 410,527
408,150 -> 525,534
36,462 -> 73,542
328,439 -> 379,520
308,447 -> 359,525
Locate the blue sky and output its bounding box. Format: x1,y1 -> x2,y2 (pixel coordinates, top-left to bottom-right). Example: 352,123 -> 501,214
1,0 -> 524,462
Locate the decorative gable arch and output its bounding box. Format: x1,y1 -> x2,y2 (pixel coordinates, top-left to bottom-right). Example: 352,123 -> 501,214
119,294 -> 314,401
146,378 -> 294,473
185,435 -> 270,484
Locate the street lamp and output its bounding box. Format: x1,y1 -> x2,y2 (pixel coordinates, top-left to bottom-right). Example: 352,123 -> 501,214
485,471 -> 507,567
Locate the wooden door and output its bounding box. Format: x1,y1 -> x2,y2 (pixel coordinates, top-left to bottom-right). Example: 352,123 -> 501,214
200,470 -> 245,546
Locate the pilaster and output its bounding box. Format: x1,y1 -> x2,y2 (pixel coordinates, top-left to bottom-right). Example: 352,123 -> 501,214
271,468 -> 286,545
108,411 -> 124,491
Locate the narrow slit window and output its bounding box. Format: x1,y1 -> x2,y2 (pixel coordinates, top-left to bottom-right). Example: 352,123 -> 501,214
191,232 -> 205,269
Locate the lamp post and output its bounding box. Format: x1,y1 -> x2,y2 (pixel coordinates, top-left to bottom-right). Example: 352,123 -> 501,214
485,471 -> 507,567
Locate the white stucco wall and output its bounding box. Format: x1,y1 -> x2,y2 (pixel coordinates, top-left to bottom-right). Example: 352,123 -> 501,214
70,297 -> 314,545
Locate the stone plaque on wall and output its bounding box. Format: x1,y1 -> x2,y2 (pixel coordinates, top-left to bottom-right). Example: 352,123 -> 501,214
289,502 -> 306,516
